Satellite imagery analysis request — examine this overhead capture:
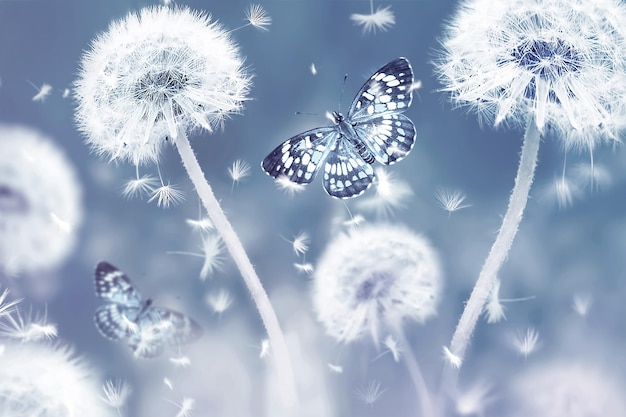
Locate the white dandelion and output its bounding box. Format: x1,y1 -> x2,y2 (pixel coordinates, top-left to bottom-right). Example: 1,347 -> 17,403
435,0 -> 626,374
350,0 -> 395,35
0,307 -> 57,342
0,125 -> 83,276
74,6 -> 295,405
206,288 -> 233,315
148,182 -> 185,208
434,187 -> 471,215
355,380 -> 386,406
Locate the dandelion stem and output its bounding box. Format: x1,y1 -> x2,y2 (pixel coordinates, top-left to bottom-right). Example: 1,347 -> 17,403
174,129 -> 298,407
397,329 -> 438,417
441,117 -> 541,397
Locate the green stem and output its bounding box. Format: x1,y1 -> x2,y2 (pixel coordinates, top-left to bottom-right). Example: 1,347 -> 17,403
440,117 -> 541,401
175,129 -> 298,407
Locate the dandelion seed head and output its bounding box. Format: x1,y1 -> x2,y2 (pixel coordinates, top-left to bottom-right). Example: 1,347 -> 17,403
228,159 -> 251,185
121,175 -> 158,199
74,6 -> 251,165
148,183 -> 185,208
350,5 -> 395,34
0,125 -> 83,276
0,308 -> 58,342
245,4 -> 271,31
435,0 -> 626,148
512,361 -> 626,417
435,187 -> 471,214
0,343 -> 113,417
313,224 -> 442,344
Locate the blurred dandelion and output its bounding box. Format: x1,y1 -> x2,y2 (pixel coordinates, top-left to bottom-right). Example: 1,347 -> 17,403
0,306 -> 57,342
455,380 -> 493,416
510,327 -> 540,358
170,397 -> 195,417
0,125 -> 83,277
28,81 -> 52,102
572,293 -> 592,316
355,380 -> 386,406
350,0 -> 395,34
206,288 -> 233,315
0,343 -> 114,417
327,363 -> 343,374
435,0 -> 626,382
310,63 -> 317,75
511,361 -> 626,417
294,262 -> 313,274
74,7 -> 296,404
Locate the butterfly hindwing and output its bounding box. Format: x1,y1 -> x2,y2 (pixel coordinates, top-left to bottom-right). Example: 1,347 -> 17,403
323,138 -> 375,198
261,127 -> 339,184
354,113 -> 416,165
94,261 -> 143,307
348,57 -> 414,122
94,304 -> 141,341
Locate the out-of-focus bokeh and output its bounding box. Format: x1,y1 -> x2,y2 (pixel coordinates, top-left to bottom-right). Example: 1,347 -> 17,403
1,0 -> 626,416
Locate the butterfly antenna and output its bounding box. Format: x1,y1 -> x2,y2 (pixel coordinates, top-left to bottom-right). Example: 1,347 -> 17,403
295,111 -> 319,116
338,74 -> 348,112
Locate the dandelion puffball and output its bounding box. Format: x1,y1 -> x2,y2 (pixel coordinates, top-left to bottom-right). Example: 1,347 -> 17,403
0,343 -> 114,417
0,125 -> 82,276
312,224 -> 442,343
74,6 -> 250,165
435,0 -> 626,148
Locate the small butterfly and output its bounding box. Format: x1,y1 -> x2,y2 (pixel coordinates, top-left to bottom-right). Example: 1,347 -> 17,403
262,57 -> 416,199
93,261 -> 202,358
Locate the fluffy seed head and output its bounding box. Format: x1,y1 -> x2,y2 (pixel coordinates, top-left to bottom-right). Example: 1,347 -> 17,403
0,125 -> 83,276
0,342 -> 114,417
74,6 -> 251,165
435,0 -> 626,149
312,224 -> 442,343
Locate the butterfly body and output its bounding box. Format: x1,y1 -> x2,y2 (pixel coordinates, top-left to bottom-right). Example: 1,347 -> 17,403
262,58 -> 416,199
93,261 -> 202,358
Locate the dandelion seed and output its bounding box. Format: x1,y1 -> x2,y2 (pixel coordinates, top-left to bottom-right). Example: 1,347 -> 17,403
169,355 -> 191,367
554,176 -> 579,209
62,88 -> 70,99
0,289 -> 21,318
383,334 -> 402,362
259,338 -> 270,359
206,289 -> 233,314
485,279 -> 506,323
572,293 -> 592,316
356,380 -> 386,406
121,175 -> 158,199
164,378 -> 174,390
511,327 -> 540,358
435,187 -> 471,215
244,4 -> 271,31
310,63 -> 317,75
0,308 -> 57,342
356,168 -> 413,217
343,214 -> 365,228
101,379 -> 132,410
455,381 -> 493,416
29,81 -> 52,102
50,212 -> 72,234
275,175 -> 306,196
328,363 -> 343,374
294,262 -> 313,274
171,397 -> 195,417
572,162 -> 612,190
228,159 -> 251,187
168,234 -> 223,280
185,217 -> 213,232
443,346 -> 463,369
290,231 -> 310,256
148,183 -> 185,208
409,80 -> 422,92
350,0 -> 395,34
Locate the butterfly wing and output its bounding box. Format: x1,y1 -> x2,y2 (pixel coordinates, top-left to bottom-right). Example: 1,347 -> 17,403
94,261 -> 143,308
261,127 -> 339,184
94,304 -> 141,341
352,113 -> 416,165
128,306 -> 203,359
348,57 -> 414,122
323,138 -> 376,199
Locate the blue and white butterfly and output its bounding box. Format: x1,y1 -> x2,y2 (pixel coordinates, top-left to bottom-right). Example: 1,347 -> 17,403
94,261 -> 202,358
262,57 -> 416,199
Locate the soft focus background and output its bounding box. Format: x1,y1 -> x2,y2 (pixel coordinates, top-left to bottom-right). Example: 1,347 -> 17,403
1,0 -> 626,416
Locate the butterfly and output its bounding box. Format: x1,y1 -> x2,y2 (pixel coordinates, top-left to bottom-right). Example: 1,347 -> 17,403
261,57 -> 416,199
93,261 -> 202,358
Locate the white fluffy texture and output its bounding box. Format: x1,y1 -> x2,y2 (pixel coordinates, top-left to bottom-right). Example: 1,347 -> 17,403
74,6 -> 250,165
511,361 -> 626,417
312,224 -> 442,343
0,125 -> 83,275
436,0 -> 626,149
0,343 -> 113,417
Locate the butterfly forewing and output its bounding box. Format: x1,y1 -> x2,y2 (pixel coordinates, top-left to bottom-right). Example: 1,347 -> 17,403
323,139 -> 375,198
95,261 -> 143,307
94,304 -> 141,341
262,128 -> 338,183
348,57 -> 414,122
353,113 -> 416,165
